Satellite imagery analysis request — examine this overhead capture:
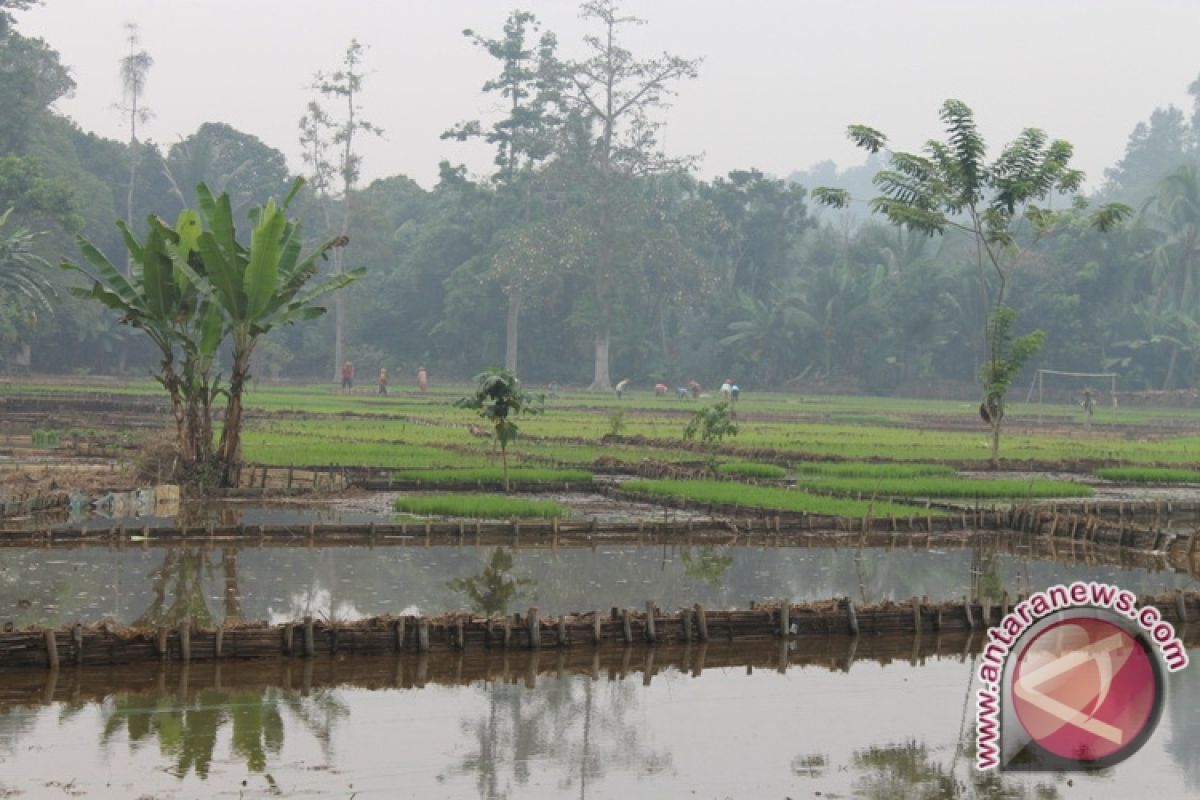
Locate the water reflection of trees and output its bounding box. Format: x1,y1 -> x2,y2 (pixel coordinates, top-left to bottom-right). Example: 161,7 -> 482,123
102,688 -> 284,779
448,547 -> 535,617
100,682 -> 348,780
1166,658 -> 1200,792
680,547 -> 733,587
446,674 -> 672,800
131,546 -> 244,628
850,735 -> 1065,800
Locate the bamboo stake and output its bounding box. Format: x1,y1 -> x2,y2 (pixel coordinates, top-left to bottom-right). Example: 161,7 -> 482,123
527,608 -> 542,649
44,630 -> 58,669
417,618 -> 430,652
694,604 -> 708,642
178,621 -> 191,663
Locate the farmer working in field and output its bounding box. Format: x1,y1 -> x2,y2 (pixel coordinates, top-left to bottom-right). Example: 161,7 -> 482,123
615,378 -> 631,399
1082,388 -> 1095,430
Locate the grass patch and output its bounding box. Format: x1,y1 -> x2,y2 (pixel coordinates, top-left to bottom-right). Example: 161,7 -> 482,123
393,494 -> 571,519
795,476 -> 1092,499
623,479 -> 940,518
1095,467 -> 1200,483
395,467 -> 593,484
717,461 -> 788,479
793,461 -> 956,479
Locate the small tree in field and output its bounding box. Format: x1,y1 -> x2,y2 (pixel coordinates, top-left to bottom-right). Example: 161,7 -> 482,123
456,368 -> 543,492
815,99 -> 1130,467
684,401 -> 738,476
980,306 -> 1044,459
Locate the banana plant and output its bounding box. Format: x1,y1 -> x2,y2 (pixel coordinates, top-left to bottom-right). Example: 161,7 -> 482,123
171,179 -> 364,486
61,208 -> 222,471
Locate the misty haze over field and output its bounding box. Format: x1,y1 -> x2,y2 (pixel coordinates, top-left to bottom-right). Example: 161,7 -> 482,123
4,0 -> 1200,397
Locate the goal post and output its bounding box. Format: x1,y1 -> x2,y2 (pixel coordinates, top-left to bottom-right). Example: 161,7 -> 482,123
1024,369 -> 1118,418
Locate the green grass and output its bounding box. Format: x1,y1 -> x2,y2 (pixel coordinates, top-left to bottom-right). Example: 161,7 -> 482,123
393,494 -> 571,519
1095,467 -> 1200,483
793,461 -> 956,478
623,479 -> 941,518
717,461 -> 788,479
794,476 -> 1093,499
394,467 -> 593,484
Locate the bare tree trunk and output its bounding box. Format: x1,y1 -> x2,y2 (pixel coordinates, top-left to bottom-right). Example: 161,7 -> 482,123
332,248 -> 345,382
505,291 -> 522,374
587,330 -> 612,392
1162,343 -> 1180,391
990,416 -> 1002,470
501,445 -> 510,494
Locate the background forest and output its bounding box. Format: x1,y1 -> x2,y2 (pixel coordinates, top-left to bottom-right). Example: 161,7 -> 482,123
4,0 -> 1200,398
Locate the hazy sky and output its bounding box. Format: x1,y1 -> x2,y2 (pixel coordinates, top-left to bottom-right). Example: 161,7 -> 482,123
16,1 -> 1200,190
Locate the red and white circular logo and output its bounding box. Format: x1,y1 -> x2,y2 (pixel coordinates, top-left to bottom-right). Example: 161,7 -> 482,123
1011,616 -> 1161,765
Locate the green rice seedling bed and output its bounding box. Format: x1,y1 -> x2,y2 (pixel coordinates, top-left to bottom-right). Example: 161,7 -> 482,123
793,462 -> 955,478
240,434 -> 493,469
394,467 -> 593,484
512,442 -> 699,465
794,476 -> 1093,499
1094,466 -> 1200,483
622,479 -> 940,518
716,462 -> 788,479
392,494 -> 571,519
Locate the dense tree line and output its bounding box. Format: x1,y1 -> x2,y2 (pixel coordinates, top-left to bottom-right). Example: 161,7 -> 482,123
4,0 -> 1200,396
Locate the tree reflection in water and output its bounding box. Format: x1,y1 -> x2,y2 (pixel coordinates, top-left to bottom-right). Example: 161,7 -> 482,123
131,546 -> 245,629
448,547 -> 536,617
850,735 -> 1065,800
101,688 -> 284,779
445,674 -> 671,800
1166,662 -> 1200,792
100,683 -> 348,780
680,547 -> 733,588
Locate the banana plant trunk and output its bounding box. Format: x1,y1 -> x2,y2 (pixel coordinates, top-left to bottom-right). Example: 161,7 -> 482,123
218,361 -> 250,488
161,359 -> 190,467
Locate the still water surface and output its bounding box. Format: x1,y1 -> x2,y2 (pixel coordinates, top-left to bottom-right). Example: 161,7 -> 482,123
1,542 -> 1195,628
0,645 -> 1196,799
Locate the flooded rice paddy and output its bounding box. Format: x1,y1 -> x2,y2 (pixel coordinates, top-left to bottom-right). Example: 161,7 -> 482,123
1,540 -> 1195,630
0,645 -> 1197,798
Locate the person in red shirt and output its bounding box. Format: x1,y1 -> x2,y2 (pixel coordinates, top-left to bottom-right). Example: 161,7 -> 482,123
341,361 -> 354,393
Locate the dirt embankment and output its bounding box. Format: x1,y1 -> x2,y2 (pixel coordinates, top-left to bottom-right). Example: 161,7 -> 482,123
0,459 -> 137,497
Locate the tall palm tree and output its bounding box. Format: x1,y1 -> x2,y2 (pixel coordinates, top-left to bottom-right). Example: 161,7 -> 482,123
719,288 -> 817,386
1138,163 -> 1200,387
